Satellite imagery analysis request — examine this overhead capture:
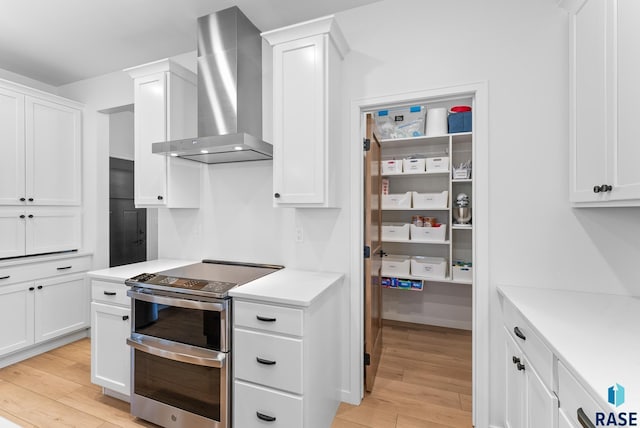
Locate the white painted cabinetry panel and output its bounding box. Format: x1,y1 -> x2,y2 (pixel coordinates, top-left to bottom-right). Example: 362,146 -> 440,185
25,208 -> 81,255
263,16 -> 348,208
91,302 -> 130,396
234,380 -> 303,428
570,0 -> 640,205
0,282 -> 34,355
0,87 -> 25,206
127,60 -> 199,208
0,209 -> 26,258
25,96 -> 81,206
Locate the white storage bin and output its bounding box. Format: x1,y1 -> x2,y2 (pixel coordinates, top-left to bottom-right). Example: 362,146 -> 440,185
382,192 -> 412,209
410,256 -> 447,279
402,158 -> 425,173
412,191 -> 448,209
381,255 -> 411,277
382,223 -> 410,241
452,265 -> 473,281
381,160 -> 402,174
426,156 -> 449,172
410,223 -> 447,242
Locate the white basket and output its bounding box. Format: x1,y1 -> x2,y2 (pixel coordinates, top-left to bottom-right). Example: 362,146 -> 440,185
381,160 -> 402,174
402,158 -> 425,173
452,265 -> 473,281
382,223 -> 410,241
412,191 -> 448,209
410,223 -> 447,242
426,156 -> 449,172
411,256 -> 447,279
382,192 -> 412,209
382,255 -> 411,277
375,105 -> 426,140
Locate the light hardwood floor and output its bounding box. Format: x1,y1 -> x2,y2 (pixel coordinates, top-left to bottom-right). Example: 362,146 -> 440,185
331,321 -> 473,428
0,321 -> 471,428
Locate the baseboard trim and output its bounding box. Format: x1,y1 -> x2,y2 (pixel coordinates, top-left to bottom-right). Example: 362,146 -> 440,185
0,328 -> 89,369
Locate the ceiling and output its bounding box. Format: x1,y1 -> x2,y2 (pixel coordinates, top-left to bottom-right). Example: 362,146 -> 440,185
0,0 -> 381,86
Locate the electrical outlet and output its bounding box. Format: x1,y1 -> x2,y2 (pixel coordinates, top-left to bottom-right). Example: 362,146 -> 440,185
295,225 -> 304,243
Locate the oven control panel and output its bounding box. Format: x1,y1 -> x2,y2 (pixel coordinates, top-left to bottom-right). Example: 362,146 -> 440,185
126,272 -> 237,297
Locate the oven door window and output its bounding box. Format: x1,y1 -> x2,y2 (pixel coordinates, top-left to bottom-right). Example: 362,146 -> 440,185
133,300 -> 221,350
134,349 -> 222,420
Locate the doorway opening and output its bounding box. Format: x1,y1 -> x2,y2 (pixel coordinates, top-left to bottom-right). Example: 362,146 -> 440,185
352,82 -> 489,427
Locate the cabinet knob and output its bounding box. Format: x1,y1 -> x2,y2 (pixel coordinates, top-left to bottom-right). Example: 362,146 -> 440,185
19,215 -> 25,219
122,315 -> 129,321
28,198 -> 34,202
516,362 -> 526,371
512,356 -> 520,364
593,185 -> 601,193
37,285 -> 43,290
274,193 -> 281,199
28,214 -> 33,219
602,184 -> 612,192
29,287 -> 35,291
19,197 -> 25,202
157,195 -> 164,201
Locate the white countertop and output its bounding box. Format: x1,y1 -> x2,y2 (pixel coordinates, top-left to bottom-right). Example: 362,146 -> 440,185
87,259 -> 198,282
229,269 -> 344,307
498,285 -> 640,413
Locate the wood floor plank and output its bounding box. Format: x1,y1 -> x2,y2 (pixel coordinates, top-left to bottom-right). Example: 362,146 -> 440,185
396,414 -> 454,428
0,363 -> 84,400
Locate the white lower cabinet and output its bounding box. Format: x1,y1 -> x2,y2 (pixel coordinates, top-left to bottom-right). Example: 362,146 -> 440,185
91,302 -> 130,396
0,256 -> 91,363
557,360 -> 606,428
89,278 -> 131,399
233,293 -> 340,428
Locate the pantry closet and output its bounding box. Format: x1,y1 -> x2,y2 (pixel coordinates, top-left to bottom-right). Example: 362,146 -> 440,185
362,93 -> 476,392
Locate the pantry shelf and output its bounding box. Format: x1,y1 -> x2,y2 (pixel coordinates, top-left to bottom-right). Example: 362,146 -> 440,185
382,207 -> 449,211
381,273 -> 472,285
383,239 -> 450,245
452,224 -> 473,230
383,171 -> 450,177
452,178 -> 473,183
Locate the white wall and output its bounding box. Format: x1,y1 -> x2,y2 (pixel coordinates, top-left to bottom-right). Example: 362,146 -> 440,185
108,109 -> 134,161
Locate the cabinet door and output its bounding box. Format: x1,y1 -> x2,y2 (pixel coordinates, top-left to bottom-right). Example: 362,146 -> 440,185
34,273 -> 89,343
0,209 -> 26,258
272,35 -> 327,205
25,96 -> 81,206
133,72 -> 168,207
0,87 -> 25,206
612,0 -> 640,201
504,329 -> 525,428
91,302 -> 131,396
25,208 -> 81,255
570,0 -> 609,203
524,354 -> 558,428
0,282 -> 34,355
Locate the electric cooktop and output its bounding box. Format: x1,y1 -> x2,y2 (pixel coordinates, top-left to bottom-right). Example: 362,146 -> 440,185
125,259 -> 283,299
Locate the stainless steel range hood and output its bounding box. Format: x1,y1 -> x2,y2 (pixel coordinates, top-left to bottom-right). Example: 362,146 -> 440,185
152,6 -> 271,164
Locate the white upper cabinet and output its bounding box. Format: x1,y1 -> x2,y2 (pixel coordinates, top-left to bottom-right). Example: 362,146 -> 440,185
126,60 -> 200,208
263,16 -> 349,208
26,97 -> 82,206
570,0 -> 640,205
0,84 -> 81,207
0,87 -> 25,206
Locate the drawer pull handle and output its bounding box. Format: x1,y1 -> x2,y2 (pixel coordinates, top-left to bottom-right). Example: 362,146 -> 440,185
104,291 -> 117,296
577,407 -> 596,428
0,276 -> 10,280
256,412 -> 276,422
256,315 -> 277,322
516,362 -> 525,371
122,315 -> 129,321
57,266 -> 72,270
256,357 -> 276,365
512,356 -> 520,364
514,326 -> 526,341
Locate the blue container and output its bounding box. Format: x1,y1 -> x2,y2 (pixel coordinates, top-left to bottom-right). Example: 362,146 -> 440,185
448,111 -> 472,133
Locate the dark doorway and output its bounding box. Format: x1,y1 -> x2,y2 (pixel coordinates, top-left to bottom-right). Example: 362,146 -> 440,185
110,157 -> 146,267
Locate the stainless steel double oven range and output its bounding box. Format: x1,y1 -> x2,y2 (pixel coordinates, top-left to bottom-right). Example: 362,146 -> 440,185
125,260 -> 282,428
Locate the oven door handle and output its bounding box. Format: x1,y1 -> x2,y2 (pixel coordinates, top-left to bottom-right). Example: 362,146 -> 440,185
127,336 -> 226,368
127,288 -> 226,312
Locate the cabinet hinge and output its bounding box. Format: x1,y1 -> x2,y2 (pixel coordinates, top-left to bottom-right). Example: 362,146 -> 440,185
364,352 -> 371,366
363,138 -> 371,151
364,246 -> 371,259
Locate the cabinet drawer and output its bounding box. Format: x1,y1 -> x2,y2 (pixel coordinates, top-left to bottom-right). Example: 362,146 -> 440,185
234,380 -> 302,428
234,300 -> 303,336
558,361 -> 606,428
91,280 -> 130,306
0,255 -> 91,286
503,299 -> 554,390
234,328 -> 303,394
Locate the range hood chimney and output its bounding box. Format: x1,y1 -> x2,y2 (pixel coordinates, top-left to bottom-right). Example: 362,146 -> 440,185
152,6 -> 271,164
